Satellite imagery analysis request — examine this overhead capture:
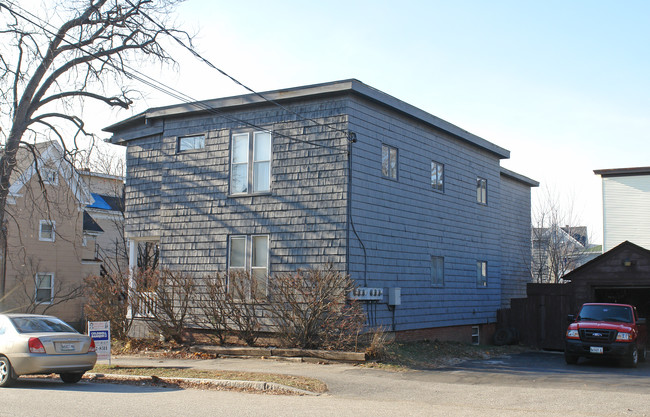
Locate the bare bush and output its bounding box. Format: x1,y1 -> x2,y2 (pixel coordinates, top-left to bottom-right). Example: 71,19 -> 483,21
84,272 -> 135,340
225,270 -> 263,346
267,266 -> 366,349
134,268 -> 196,344
195,273 -> 229,345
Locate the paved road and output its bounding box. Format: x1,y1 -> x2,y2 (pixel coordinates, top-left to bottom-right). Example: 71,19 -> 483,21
3,352 -> 650,416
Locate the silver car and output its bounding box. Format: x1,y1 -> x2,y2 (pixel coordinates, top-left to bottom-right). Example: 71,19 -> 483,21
0,314 -> 97,387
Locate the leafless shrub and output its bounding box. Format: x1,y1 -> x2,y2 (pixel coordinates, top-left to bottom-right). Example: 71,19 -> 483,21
225,270 -> 263,346
364,326 -> 391,361
83,272 -> 135,340
267,266 -> 366,350
134,268 -> 196,344
195,273 -> 229,345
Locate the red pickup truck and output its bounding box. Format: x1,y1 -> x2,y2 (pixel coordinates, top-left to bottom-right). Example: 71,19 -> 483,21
565,303 -> 647,367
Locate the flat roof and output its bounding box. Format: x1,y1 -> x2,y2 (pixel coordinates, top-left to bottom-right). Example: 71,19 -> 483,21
500,167 -> 539,187
593,167 -> 650,177
105,79 -> 510,159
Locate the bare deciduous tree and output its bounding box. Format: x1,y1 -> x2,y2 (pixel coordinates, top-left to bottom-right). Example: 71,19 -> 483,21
531,188 -> 593,283
0,0 -> 188,270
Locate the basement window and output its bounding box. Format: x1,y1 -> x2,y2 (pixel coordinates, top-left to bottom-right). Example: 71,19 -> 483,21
472,326 -> 480,345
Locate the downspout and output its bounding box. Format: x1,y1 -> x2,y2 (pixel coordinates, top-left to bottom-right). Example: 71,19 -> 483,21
346,131 -> 367,286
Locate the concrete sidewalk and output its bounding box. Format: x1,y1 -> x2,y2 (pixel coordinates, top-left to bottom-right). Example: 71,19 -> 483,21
105,354 -> 370,395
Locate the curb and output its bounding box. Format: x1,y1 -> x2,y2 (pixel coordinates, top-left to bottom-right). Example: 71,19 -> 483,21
86,373 -> 320,396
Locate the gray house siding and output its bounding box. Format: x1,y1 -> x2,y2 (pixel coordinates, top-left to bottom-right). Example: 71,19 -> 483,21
347,96 -> 504,330
108,79 -> 536,336
498,171 -> 535,308
122,100 -> 351,277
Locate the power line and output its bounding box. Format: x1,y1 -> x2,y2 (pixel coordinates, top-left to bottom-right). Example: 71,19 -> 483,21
125,0 -> 353,140
2,1 -> 348,154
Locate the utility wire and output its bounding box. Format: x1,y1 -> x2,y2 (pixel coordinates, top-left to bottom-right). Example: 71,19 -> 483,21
125,0 -> 353,140
3,1 -> 347,154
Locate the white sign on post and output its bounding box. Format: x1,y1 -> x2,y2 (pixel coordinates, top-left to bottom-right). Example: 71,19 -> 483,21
88,321 -> 111,364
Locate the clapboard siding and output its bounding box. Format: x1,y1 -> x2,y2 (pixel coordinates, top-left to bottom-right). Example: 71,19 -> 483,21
602,175 -> 650,251
347,95 -> 503,330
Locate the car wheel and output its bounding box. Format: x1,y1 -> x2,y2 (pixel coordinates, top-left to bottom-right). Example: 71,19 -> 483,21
564,352 -> 579,365
0,356 -> 17,387
60,372 -> 84,384
639,345 -> 647,362
624,347 -> 639,368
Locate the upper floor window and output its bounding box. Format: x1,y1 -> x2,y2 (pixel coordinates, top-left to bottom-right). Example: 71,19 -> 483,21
42,168 -> 58,185
39,220 -> 55,242
35,273 -> 53,303
431,256 -> 444,287
177,134 -> 205,152
431,161 -> 444,192
476,177 -> 487,204
477,261 -> 488,287
228,234 -> 269,297
231,131 -> 271,194
382,144 -> 398,180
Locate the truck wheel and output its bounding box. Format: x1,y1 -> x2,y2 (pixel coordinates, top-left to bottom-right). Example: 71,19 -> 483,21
624,347 -> 639,368
564,352 -> 579,365
639,345 -> 647,363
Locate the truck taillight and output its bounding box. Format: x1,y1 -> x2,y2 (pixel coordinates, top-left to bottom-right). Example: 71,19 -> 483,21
28,337 -> 46,353
88,338 -> 96,352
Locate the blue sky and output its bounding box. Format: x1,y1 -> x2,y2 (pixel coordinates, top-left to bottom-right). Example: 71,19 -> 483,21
37,1 -> 650,243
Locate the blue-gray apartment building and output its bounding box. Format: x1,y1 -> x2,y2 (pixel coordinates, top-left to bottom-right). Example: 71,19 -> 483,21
106,79 -> 538,342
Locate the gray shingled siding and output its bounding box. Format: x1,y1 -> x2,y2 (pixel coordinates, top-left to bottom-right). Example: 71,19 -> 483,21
347,96 -> 503,331
125,132 -> 163,238
498,174 -> 533,308
119,91 -> 532,334
123,99 -> 350,277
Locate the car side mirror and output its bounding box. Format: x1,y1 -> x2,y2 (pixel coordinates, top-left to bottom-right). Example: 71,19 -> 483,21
567,314 -> 576,324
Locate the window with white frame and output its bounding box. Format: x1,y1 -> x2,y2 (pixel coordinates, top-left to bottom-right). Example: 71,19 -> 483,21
39,220 -> 55,242
230,131 -> 271,195
477,261 -> 488,287
431,161 -> 444,192
476,177 -> 487,204
35,273 -> 53,303
431,255 -> 444,287
42,168 -> 58,185
228,234 -> 269,297
177,134 -> 205,152
381,144 -> 398,180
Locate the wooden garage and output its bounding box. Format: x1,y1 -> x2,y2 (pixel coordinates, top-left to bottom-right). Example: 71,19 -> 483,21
498,241 -> 650,350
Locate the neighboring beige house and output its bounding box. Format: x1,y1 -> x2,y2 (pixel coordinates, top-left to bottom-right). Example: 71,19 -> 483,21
594,167 -> 650,252
0,141 -> 124,328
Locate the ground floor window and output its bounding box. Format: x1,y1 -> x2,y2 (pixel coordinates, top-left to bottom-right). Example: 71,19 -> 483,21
228,234 -> 269,297
35,273 -> 53,303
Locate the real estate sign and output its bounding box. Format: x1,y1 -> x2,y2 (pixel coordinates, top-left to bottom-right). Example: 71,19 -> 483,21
88,321 -> 111,364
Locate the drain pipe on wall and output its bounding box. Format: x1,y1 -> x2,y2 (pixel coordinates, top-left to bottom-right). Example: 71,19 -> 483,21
346,131 -> 368,287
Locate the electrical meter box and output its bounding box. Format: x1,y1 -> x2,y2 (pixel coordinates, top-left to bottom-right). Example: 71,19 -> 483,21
388,287 -> 401,306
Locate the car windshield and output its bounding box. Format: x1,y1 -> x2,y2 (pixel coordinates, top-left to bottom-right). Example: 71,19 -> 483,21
579,305 -> 633,323
10,316 -> 78,334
